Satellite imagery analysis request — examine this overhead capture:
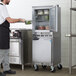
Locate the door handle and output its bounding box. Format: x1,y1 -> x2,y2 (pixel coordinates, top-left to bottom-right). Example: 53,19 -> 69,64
33,37 -> 39,40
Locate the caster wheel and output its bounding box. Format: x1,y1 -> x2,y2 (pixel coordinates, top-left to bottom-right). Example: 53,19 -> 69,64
42,65 -> 47,69
34,64 -> 39,71
50,66 -> 56,72
57,64 -> 62,70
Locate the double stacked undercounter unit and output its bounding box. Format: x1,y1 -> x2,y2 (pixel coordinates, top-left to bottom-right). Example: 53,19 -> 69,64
32,5 -> 62,72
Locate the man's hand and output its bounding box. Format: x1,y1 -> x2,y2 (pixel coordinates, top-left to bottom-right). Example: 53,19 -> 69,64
6,17 -> 26,23
19,18 -> 25,22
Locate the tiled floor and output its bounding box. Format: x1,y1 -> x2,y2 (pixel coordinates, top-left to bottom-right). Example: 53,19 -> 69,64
1,66 -> 76,76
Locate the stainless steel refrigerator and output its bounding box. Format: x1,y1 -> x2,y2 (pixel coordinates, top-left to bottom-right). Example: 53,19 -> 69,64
32,5 -> 62,72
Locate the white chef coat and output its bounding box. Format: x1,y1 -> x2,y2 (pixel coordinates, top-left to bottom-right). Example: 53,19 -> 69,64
0,2 -> 10,24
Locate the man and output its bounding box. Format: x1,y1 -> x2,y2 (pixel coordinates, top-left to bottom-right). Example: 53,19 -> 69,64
0,0 -> 25,76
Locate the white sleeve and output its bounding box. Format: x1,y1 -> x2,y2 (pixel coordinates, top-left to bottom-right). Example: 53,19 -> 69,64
1,6 -> 10,19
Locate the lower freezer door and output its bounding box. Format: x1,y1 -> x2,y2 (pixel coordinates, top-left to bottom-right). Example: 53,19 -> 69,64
32,38 -> 52,64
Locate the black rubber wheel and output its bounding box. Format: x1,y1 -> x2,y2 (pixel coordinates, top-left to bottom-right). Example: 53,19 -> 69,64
42,65 -> 47,69
57,64 -> 62,70
34,65 -> 39,71
50,66 -> 56,72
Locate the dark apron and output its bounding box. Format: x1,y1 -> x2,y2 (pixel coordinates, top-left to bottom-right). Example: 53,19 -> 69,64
0,20 -> 10,49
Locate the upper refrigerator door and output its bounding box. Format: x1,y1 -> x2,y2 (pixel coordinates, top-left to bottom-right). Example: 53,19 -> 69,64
32,5 -> 59,33
49,5 -> 59,32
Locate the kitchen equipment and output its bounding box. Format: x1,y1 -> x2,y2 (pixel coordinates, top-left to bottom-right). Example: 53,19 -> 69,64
10,30 -> 21,38
32,5 -> 62,72
9,30 -> 24,70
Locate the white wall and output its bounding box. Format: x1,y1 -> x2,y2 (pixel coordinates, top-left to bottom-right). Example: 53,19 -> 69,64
6,0 -> 32,28
7,0 -> 76,67
7,0 -> 32,20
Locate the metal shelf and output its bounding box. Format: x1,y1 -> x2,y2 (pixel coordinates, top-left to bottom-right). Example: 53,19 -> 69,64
66,34 -> 76,37
70,8 -> 76,11
66,0 -> 76,74
35,30 -> 50,32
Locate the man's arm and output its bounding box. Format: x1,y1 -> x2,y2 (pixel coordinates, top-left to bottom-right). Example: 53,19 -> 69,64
6,17 -> 25,23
